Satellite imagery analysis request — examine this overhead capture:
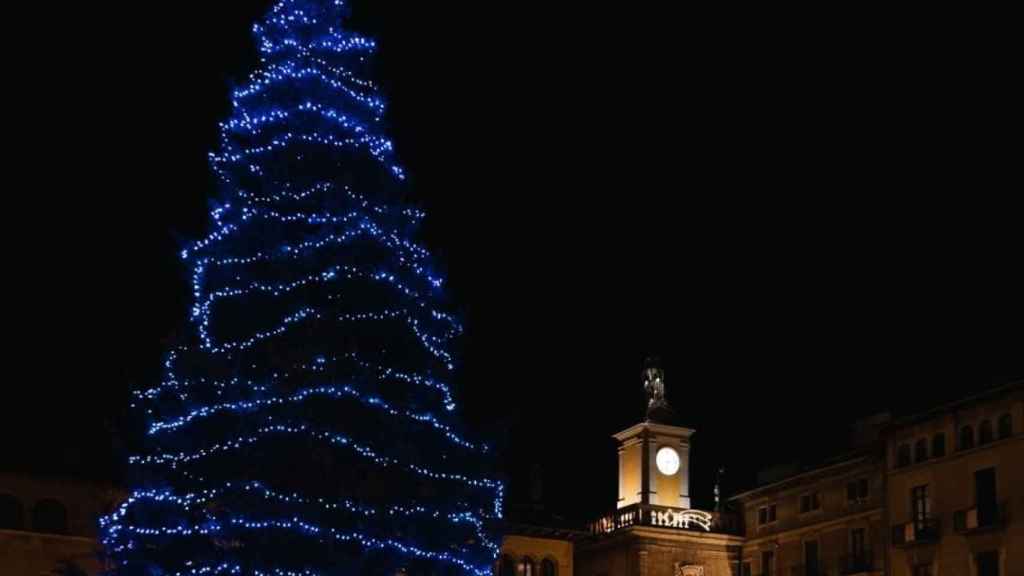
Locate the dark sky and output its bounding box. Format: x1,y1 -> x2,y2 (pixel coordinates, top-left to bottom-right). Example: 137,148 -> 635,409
7,2 -> 1021,525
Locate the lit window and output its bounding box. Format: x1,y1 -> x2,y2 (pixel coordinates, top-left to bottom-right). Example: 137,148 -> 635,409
912,485 -> 930,528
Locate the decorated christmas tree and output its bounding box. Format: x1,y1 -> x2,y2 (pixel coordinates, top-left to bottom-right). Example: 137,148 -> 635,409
101,1 -> 501,574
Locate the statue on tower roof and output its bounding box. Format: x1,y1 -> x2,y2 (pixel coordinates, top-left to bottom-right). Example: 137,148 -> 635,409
643,357 -> 675,423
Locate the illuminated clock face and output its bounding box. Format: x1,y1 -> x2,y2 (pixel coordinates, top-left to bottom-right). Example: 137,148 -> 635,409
656,446 -> 680,476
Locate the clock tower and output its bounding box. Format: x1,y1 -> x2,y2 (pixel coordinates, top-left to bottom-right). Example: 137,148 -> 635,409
615,361 -> 693,509
577,359 -> 745,576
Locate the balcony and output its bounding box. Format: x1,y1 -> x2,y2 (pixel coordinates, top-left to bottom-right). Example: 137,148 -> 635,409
954,501 -> 1009,534
839,551 -> 877,575
590,503 -> 714,534
891,518 -> 940,546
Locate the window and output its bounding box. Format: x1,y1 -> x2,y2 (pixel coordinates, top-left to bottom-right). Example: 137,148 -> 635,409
915,438 -> 928,463
979,420 -> 994,444
897,443 -> 911,467
540,559 -> 556,576
847,478 -> 869,502
742,562 -> 752,576
518,557 -> 535,576
800,492 -> 821,513
960,425 -> 975,450
761,550 -> 775,576
32,499 -> 68,535
804,540 -> 819,576
0,494 -> 25,530
975,467 -> 998,527
932,433 -> 946,458
911,485 -> 930,529
998,413 -> 1012,439
976,550 -> 999,576
758,504 -> 777,525
851,527 -> 866,558
913,565 -> 932,576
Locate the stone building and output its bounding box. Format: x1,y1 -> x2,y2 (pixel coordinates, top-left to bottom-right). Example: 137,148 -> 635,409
884,383 -> 1023,576
729,447 -> 886,576
1,377 -> 1020,576
497,376 -> 1022,576
0,473 -> 120,575
572,364 -> 744,576
499,526 -> 585,576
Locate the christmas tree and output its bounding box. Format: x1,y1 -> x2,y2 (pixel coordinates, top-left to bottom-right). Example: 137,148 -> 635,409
101,1 -> 501,574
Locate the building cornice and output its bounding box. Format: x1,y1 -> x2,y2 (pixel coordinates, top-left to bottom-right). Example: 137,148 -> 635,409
882,380 -> 1023,433
0,528 -> 98,544
613,421 -> 695,442
728,455 -> 874,502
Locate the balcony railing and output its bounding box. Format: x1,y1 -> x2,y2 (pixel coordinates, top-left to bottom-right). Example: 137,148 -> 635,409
839,551 -> 876,575
891,518 -> 940,546
954,501 -> 1009,533
590,503 -> 714,534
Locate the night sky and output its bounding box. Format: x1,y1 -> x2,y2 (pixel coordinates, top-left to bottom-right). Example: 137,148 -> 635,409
7,2 -> 1021,526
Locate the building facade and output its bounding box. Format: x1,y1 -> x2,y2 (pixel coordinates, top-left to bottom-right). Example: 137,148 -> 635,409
572,364 -> 745,576
0,473 -> 119,575
497,378 -> 1022,576
498,529 -> 581,576
729,452 -> 886,576
2,381 -> 1020,576
885,384 -> 1023,576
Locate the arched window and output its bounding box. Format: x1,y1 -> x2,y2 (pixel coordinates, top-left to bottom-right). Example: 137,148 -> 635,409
497,555 -> 516,576
932,433 -> 946,458
519,556 -> 536,576
541,558 -> 557,576
914,438 -> 928,463
998,413 -> 1012,439
0,494 -> 25,530
959,425 -> 974,450
979,420 -> 994,444
32,499 -> 68,535
896,443 -> 911,467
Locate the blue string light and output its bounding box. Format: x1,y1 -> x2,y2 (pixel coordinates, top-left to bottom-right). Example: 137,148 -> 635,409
102,1 -> 500,574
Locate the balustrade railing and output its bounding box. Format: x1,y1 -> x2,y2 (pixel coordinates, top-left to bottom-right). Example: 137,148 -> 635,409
590,503 -> 714,534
